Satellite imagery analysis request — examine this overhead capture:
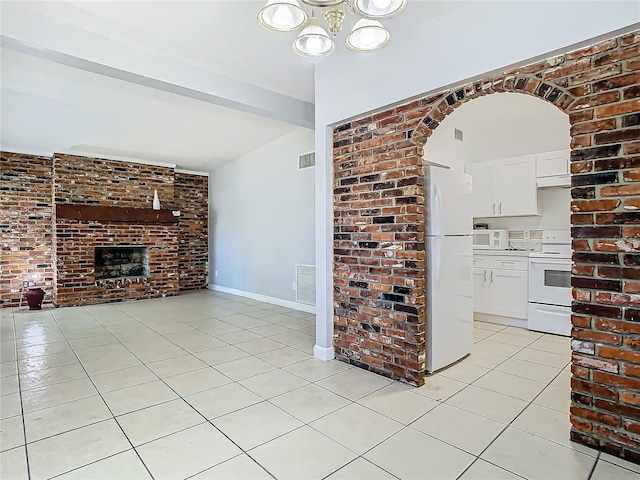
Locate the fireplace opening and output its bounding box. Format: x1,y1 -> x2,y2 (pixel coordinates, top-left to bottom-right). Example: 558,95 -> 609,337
94,247 -> 149,280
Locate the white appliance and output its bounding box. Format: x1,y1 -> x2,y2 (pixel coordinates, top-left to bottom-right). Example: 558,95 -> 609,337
528,229 -> 572,336
473,229 -> 509,250
425,166 -> 474,372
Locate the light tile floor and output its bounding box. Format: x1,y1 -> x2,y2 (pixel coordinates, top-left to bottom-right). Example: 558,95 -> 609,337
1,291 -> 639,479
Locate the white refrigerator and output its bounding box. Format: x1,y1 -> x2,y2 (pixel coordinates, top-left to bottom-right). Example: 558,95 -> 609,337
425,165 -> 474,372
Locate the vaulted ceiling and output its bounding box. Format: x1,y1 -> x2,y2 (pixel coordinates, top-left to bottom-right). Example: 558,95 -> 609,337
0,1 -> 467,170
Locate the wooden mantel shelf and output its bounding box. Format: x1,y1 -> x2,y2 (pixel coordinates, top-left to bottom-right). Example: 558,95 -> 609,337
56,204 -> 180,223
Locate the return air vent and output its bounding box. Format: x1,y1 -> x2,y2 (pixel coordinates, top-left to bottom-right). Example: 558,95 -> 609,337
296,264 -> 316,305
299,152 -> 315,169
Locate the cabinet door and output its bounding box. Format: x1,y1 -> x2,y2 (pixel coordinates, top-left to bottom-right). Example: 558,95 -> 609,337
465,163 -> 495,217
495,156 -> 537,216
488,269 -> 528,319
473,267 -> 490,314
536,150 -> 569,178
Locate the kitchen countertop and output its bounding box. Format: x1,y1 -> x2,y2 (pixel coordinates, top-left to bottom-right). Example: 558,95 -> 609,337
473,249 -> 535,257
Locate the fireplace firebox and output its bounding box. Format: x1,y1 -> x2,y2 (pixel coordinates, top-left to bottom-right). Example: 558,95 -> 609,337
94,247 -> 149,280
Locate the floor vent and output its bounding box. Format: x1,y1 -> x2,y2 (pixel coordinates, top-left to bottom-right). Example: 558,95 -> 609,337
299,152 -> 315,169
296,264 -> 316,305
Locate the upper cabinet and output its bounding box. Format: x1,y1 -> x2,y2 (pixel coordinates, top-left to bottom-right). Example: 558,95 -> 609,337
536,149 -> 571,188
466,154 -> 538,218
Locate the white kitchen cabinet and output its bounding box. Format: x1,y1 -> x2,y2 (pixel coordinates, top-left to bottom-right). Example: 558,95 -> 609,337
473,254 -> 528,321
536,149 -> 570,188
466,163 -> 495,217
473,267 -> 490,313
466,155 -> 538,217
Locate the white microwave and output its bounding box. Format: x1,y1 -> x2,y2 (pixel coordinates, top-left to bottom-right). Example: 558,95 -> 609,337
473,229 -> 509,250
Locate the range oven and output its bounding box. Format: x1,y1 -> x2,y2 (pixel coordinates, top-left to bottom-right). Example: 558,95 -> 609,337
528,230 -> 572,336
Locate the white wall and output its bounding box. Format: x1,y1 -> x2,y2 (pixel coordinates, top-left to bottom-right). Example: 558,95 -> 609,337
210,127 -> 315,304
424,92 -> 572,233
313,1 -> 640,358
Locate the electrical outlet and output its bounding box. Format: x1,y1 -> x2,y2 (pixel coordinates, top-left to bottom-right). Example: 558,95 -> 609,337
292,281 -> 297,291
214,270 -> 218,277
22,281 -> 29,288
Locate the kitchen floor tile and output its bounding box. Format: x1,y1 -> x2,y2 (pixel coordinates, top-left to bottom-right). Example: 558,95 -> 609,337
270,384 -> 351,423
19,363 -> 88,391
439,361 -> 491,383
0,416 -> 25,452
490,332 -> 536,347
163,367 -> 231,396
364,427 -> 474,480
592,459 -> 640,480
91,365 -> 157,393
283,357 -> 351,382
214,356 -> 276,381
194,345 -> 251,365
146,354 -> 207,378
310,403 -> 403,454
511,403 -> 596,456
459,459 -> 523,479
186,383 -> 263,419
495,358 -> 561,383
0,375 -> 19,396
239,369 -> 308,399
24,395 -> 112,442
513,347 -> 570,369
135,423 -> 241,480
117,398 -> 204,446
21,377 -> 98,413
446,386 -> 528,424
481,427 -> 596,480
256,346 -> 310,367
465,350 -> 510,369
473,370 -> 547,402
473,339 -> 523,357
599,453 -> 640,473
411,403 -> 506,455
27,419 -> 131,480
474,321 -> 507,332
102,380 -> 177,416
326,458 -> 397,479
0,446 -> 28,480
316,369 -> 391,401
357,384 -> 439,424
56,450 -> 152,479
249,426 -> 356,480
236,338 -> 285,354
190,454 -> 272,480
413,374 -> 468,401
213,401 -> 303,450
533,384 -> 570,413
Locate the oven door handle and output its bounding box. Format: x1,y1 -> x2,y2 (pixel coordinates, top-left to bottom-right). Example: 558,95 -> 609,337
530,259 -> 571,265
533,306 -> 570,316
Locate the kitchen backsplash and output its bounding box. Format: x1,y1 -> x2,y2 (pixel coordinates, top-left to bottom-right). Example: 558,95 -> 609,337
507,229 -> 543,252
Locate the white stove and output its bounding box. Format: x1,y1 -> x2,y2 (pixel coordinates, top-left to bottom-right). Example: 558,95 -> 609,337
528,230 -> 572,336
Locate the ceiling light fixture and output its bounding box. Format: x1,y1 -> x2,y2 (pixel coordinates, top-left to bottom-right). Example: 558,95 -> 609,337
257,0 -> 406,58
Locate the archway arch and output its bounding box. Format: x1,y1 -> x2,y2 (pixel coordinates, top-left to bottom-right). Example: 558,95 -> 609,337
330,29 -> 640,460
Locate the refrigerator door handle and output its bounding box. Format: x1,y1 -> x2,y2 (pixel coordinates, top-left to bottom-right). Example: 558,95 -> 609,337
433,181 -> 445,237
433,236 -> 443,289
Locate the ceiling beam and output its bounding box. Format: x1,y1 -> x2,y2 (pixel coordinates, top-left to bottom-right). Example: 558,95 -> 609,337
0,6 -> 314,129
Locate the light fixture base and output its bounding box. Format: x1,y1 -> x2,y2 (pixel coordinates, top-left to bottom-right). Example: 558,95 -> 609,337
323,4 -> 345,36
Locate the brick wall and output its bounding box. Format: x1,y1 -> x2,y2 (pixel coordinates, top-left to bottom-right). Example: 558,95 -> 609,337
175,172 -> 209,291
0,152 -> 208,308
333,30 -> 640,462
0,153 -> 54,307
53,154 -> 175,207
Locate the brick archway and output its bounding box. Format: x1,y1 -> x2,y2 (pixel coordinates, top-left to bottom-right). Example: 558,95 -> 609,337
332,30 -> 640,461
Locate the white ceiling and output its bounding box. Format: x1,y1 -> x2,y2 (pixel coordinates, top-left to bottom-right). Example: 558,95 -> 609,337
0,0 -> 469,170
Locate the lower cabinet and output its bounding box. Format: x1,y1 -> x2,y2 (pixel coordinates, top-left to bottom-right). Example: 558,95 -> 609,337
473,255 -> 528,320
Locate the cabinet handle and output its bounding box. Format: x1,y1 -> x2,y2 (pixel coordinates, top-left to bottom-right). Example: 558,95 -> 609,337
500,261 -> 515,265
490,270 -> 494,282
493,203 -> 496,214
498,203 -> 502,214
484,270 -> 487,282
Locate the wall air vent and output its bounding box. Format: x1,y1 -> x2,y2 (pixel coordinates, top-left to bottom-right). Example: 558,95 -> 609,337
298,152 -> 315,169
296,264 -> 316,305
454,129 -> 464,141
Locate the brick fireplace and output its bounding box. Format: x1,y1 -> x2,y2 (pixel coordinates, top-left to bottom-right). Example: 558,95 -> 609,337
0,152 -> 208,307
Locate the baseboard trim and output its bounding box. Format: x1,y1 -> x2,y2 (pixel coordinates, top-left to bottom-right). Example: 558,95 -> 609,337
208,284 -> 315,314
474,312 -> 528,329
314,345 -> 335,361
